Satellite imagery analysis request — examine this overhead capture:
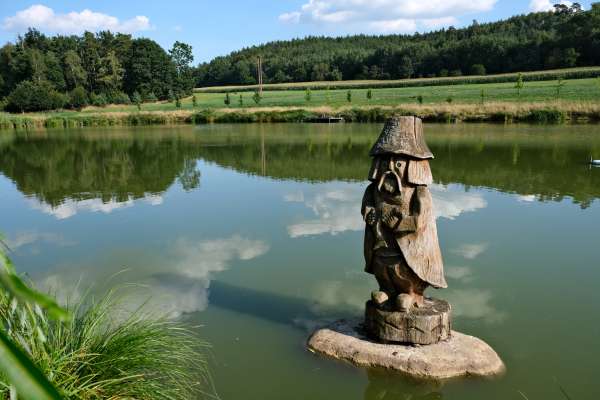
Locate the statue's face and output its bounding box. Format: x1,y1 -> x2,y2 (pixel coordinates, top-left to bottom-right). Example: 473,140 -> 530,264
371,156 -> 407,194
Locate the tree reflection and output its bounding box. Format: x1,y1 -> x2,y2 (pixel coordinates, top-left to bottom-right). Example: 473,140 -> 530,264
1,125 -> 599,208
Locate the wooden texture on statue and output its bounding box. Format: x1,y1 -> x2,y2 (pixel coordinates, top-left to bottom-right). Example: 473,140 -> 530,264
362,116 -> 449,344
365,298 -> 451,345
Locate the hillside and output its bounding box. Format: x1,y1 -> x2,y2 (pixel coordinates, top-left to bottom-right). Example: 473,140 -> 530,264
195,3 -> 600,87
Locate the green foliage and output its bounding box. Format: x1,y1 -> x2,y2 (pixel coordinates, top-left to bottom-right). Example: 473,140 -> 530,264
305,88 -> 311,102
194,3 -> 599,87
471,64 -> 487,75
0,244 -> 69,400
224,92 -> 231,106
143,92 -> 158,102
108,91 -> 131,105
446,95 -> 453,104
515,73 -> 525,98
0,286 -> 213,399
167,89 -> 175,103
366,89 -> 372,100
5,80 -> 66,112
417,94 -> 424,104
68,86 -> 89,109
238,94 -> 243,107
346,90 -> 352,103
90,92 -> 108,107
555,77 -> 566,99
175,96 -> 182,108
480,89 -> 486,105
252,91 -> 262,104
132,91 -> 142,110
192,95 -> 198,107
170,41 -> 195,95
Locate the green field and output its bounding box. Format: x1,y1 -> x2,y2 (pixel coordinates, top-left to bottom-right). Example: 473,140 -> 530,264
195,67 -> 600,93
56,77 -> 600,115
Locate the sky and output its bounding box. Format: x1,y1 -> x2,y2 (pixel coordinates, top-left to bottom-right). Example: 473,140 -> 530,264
0,1 -> 594,64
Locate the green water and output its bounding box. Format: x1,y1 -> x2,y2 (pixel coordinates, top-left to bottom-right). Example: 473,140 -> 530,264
1,123 -> 600,399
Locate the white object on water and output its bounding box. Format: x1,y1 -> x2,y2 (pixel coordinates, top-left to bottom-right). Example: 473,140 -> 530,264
591,157 -> 600,166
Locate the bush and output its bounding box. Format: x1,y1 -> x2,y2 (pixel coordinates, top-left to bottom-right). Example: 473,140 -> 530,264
470,64 -> 486,75
143,92 -> 158,102
0,288 -> 213,399
109,91 -> 132,105
449,69 -> 463,77
69,86 -> 89,109
90,92 -> 108,107
5,80 -> 67,112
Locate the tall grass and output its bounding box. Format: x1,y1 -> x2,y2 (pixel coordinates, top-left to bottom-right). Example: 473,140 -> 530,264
0,289 -> 215,399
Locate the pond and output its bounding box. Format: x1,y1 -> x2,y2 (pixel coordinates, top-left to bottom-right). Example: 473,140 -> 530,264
1,123 -> 600,400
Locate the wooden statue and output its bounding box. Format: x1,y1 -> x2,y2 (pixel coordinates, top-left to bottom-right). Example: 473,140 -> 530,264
362,116 -> 447,313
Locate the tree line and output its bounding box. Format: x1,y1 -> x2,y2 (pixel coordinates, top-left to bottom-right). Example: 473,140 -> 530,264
195,2 -> 600,87
0,30 -> 195,112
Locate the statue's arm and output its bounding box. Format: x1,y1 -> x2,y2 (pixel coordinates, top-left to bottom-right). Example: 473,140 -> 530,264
394,186 -> 429,233
362,184 -> 376,225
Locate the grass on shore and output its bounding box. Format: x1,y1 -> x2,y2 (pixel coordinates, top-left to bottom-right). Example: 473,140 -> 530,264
2,101 -> 599,130
0,288 -> 215,399
1,77 -> 600,129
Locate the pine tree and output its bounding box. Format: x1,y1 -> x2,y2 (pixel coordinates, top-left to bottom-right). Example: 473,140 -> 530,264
192,95 -> 197,107
366,89 -> 372,101
224,92 -> 231,106
305,88 -> 311,102
515,73 -> 524,99
346,90 -> 352,103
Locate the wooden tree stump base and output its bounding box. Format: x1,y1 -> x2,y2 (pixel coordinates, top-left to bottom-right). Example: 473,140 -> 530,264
365,298 -> 451,345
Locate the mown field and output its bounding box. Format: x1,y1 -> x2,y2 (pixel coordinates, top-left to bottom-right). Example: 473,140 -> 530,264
48,77 -> 600,114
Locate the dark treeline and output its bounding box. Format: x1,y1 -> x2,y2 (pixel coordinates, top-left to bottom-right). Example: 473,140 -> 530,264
0,30 -> 194,112
195,3 -> 600,87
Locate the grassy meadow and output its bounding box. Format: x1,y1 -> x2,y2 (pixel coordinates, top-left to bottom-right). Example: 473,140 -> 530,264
1,75 -> 600,129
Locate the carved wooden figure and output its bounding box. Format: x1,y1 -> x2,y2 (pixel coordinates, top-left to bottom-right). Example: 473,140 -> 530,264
362,116 -> 447,314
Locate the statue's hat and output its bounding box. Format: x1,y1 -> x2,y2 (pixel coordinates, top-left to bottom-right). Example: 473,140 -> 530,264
369,116 -> 434,159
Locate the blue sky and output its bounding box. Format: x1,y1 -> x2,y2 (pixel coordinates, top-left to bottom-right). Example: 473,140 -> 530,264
0,1 -> 594,64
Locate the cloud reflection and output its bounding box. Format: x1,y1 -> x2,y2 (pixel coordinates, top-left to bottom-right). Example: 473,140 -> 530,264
28,194 -> 164,219
285,183 -> 487,238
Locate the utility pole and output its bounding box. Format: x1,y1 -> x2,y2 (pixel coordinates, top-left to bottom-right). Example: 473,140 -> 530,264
257,56 -> 263,95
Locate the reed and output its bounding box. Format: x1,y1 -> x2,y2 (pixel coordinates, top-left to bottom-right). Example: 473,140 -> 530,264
0,288 -> 215,399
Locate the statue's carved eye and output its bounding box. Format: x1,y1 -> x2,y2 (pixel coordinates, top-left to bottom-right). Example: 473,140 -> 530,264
395,161 -> 403,170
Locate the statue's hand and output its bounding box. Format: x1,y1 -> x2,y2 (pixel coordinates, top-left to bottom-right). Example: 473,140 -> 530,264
382,210 -> 400,229
366,209 -> 377,226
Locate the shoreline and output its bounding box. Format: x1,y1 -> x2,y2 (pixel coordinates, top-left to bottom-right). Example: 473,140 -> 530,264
1,102 -> 600,130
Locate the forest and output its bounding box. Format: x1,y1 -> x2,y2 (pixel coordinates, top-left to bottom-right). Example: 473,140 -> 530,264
195,2 -> 600,87
1,2 -> 599,113
0,30 -> 195,112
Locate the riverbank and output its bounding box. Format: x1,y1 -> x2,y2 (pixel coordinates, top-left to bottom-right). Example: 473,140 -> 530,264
1,101 -> 600,130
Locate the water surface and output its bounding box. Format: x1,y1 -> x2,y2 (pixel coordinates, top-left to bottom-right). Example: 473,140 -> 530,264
1,123 -> 600,400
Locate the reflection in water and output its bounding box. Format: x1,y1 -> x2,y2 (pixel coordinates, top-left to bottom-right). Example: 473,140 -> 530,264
1,124 -> 600,210
5,231 -> 76,251
285,184 -> 487,238
451,243 -> 489,260
364,370 -> 443,400
38,235 -> 269,317
27,194 -> 163,219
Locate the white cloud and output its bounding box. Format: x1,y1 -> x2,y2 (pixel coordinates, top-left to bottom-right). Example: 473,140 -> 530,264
452,243 -> 488,260
279,0 -> 496,33
28,194 -> 163,220
2,4 -> 151,34
529,0 -> 573,12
